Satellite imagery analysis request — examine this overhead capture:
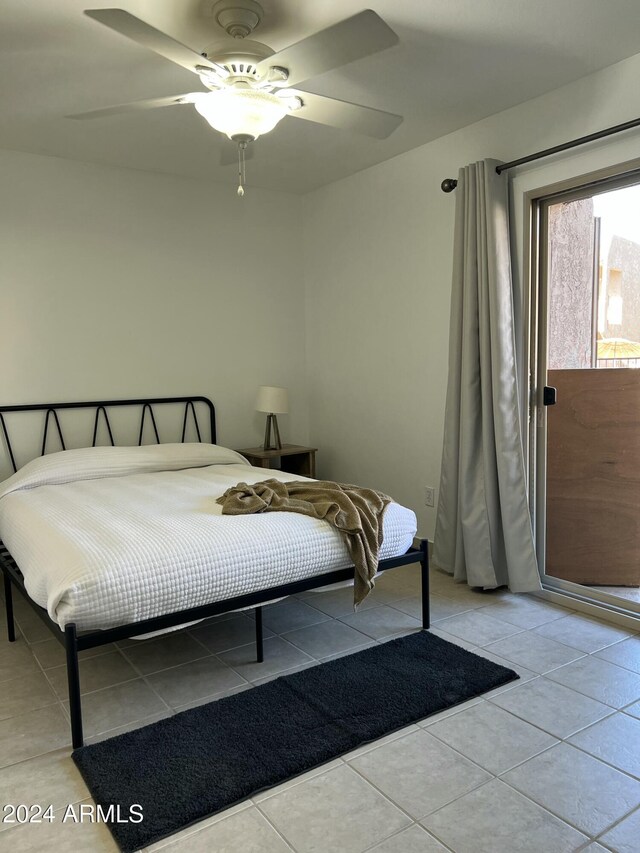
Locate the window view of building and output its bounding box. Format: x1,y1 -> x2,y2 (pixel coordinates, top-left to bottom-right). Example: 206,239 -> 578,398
547,184 -> 640,369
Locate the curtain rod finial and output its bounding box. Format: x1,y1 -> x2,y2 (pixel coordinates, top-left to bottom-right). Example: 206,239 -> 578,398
441,178 -> 458,193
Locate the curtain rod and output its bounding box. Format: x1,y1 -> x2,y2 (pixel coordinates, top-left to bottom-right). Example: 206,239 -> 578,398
440,114 -> 640,192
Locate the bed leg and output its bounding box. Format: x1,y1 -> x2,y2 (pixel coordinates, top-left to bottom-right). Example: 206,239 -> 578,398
65,624 -> 84,749
255,606 -> 264,663
3,572 -> 16,643
420,539 -> 430,630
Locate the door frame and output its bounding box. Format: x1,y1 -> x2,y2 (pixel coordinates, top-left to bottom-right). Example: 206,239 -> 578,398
525,156 -> 640,620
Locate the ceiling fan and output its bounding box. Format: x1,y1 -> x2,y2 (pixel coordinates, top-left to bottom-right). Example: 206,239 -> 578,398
72,2 -> 403,194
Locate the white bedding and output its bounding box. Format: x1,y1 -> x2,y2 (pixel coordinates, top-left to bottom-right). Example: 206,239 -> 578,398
0,444 -> 417,631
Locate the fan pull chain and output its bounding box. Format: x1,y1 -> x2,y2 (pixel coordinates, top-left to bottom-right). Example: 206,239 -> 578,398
237,141 -> 247,197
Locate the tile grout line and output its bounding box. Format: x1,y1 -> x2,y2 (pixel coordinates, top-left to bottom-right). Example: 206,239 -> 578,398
118,643 -> 213,679
362,819 -> 459,853
535,661 -> 640,707
217,634 -> 321,684
496,762 -> 638,840
591,803 -> 640,847
247,805 -> 298,853
425,775 -> 593,848
253,761 -> 417,853
427,680 -> 640,783
16,616 -> 77,732
346,746 -> 494,829
412,778 -> 506,851
484,689 -> 618,741
554,734 -> 640,783
423,714 -> 561,779
588,651 -> 640,677
117,644 -> 195,719
482,624 -> 637,657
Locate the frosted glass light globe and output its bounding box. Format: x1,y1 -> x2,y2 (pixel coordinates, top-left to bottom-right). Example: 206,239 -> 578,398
192,89 -> 288,140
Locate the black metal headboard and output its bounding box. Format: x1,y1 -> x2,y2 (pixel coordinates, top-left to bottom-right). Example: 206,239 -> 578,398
0,396 -> 216,474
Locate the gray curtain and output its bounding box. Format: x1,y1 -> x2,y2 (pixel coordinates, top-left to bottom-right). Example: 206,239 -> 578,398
432,159 -> 540,592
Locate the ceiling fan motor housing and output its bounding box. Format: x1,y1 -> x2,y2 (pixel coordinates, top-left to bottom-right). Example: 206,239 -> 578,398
212,0 -> 264,39
202,38 -> 275,86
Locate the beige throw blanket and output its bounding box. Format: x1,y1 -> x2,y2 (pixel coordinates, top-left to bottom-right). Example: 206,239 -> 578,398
216,479 -> 391,608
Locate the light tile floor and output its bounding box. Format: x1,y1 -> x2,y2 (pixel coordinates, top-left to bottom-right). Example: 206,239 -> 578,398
1,564 -> 640,852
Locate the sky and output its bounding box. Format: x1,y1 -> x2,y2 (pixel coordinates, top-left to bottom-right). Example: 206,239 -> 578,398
593,183 -> 640,264
592,183 -> 640,336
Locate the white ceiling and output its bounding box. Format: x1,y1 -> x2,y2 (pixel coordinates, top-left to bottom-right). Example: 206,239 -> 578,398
3,0 -> 640,194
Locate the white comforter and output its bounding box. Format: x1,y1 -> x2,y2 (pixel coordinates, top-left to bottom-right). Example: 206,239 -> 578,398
0,444 -> 417,631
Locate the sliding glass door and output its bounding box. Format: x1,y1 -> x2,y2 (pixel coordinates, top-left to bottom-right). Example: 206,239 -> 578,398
532,170 -> 640,618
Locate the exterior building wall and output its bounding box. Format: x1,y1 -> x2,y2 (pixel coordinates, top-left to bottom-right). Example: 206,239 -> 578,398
606,235 -> 640,343
547,198 -> 595,369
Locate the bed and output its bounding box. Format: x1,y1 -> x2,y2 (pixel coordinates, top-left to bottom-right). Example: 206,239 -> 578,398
0,397 -> 429,748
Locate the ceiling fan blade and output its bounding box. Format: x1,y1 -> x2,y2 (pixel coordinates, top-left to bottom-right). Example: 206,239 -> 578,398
289,91 -> 402,139
84,8 -> 227,77
67,94 -> 194,120
256,10 -> 398,88
220,144 -> 255,167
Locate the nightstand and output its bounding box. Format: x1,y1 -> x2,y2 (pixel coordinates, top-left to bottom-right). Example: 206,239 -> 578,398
237,445 -> 317,478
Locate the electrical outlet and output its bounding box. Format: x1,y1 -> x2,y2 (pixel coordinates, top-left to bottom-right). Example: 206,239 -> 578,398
424,486 -> 435,507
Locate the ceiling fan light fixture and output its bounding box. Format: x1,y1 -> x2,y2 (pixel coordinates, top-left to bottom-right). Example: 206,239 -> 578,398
79,7 -> 403,196
192,89 -> 288,140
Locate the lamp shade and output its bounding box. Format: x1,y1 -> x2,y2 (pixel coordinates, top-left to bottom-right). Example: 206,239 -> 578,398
256,386 -> 288,414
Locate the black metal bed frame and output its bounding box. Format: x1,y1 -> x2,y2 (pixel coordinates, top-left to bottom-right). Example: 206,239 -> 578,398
0,396 -> 429,749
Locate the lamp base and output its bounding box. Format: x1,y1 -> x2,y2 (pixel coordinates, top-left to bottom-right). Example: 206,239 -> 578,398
263,413 -> 282,451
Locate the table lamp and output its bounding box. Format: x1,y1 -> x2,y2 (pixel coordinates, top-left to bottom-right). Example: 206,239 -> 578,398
256,386 -> 288,451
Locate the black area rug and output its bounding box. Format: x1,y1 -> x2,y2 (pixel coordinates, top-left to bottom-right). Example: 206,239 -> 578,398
73,631 -> 518,852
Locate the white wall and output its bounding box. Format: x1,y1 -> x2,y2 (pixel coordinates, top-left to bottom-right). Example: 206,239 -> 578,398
5,48 -> 640,520
0,149 -> 307,469
303,50 -> 640,540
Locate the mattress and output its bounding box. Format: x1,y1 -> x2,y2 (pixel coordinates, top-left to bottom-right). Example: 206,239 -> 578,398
0,444 -> 417,632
